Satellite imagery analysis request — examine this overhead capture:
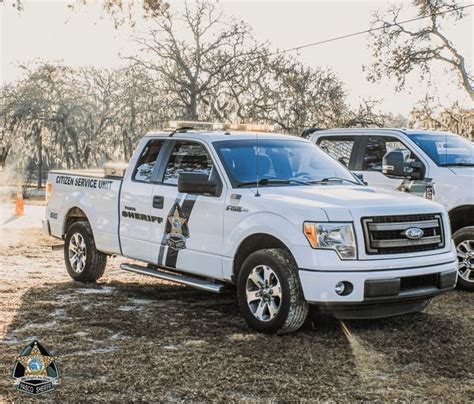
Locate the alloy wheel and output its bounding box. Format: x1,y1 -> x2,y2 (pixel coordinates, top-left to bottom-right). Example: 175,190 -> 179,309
246,265 -> 282,321
68,232 -> 87,273
457,239 -> 474,283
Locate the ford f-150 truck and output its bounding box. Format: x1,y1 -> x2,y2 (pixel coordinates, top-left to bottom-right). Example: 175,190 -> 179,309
309,128 -> 474,291
43,126 -> 458,334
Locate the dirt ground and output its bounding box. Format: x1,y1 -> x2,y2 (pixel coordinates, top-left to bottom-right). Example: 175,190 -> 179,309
0,209 -> 473,401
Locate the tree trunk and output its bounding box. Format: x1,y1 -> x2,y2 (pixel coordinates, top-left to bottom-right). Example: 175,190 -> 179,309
122,129 -> 129,160
0,146 -> 9,169
34,124 -> 43,188
187,90 -> 198,121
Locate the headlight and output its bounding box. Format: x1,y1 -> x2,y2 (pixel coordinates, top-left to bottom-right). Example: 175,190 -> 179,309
303,222 -> 356,259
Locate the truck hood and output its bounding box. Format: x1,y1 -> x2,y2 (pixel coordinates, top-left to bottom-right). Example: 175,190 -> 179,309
257,185 -> 443,222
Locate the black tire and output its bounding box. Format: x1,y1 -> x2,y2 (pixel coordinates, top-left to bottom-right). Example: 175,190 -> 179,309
64,221 -> 107,282
453,226 -> 474,291
237,248 -> 309,334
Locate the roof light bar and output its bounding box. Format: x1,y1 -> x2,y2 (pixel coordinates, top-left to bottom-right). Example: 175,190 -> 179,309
224,123 -> 274,132
167,121 -> 223,130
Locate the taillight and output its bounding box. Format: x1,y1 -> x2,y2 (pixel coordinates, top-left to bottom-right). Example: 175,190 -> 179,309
46,182 -> 52,204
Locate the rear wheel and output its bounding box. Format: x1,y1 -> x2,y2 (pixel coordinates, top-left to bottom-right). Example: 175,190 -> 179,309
64,221 -> 107,282
237,248 -> 309,334
453,226 -> 474,291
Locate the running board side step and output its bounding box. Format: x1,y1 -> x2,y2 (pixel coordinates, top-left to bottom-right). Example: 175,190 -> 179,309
120,263 -> 224,293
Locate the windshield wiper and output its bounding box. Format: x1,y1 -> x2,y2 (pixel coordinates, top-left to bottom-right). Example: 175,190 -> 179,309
439,162 -> 474,167
236,178 -> 311,187
310,177 -> 361,185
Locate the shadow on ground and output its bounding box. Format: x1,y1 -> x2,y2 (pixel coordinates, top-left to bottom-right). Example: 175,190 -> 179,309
1,279 -> 473,401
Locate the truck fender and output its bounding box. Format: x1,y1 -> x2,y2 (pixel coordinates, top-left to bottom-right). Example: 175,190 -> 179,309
60,191 -> 97,237
449,204 -> 474,234
225,212 -> 306,260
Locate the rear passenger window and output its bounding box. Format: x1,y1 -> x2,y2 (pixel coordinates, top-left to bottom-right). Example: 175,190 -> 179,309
363,136 -> 411,172
133,139 -> 164,182
163,141 -> 213,185
318,137 -> 356,169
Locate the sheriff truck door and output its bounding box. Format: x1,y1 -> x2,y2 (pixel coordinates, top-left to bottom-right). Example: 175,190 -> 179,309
150,139 -> 225,279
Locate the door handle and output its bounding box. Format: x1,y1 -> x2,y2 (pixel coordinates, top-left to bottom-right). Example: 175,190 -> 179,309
153,195 -> 164,209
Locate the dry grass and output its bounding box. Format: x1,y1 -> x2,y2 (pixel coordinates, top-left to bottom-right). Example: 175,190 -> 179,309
0,228 -> 473,401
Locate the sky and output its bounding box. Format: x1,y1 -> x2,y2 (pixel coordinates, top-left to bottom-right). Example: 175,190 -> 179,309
1,0 -> 473,116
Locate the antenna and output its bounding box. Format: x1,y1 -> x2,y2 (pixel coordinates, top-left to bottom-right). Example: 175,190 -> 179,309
255,131 -> 260,197
169,126 -> 194,137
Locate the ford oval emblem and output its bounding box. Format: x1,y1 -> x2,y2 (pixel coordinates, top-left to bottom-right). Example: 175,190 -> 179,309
405,227 -> 424,240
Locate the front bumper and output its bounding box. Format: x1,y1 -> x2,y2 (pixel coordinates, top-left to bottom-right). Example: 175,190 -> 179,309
299,258 -> 458,306
318,298 -> 434,320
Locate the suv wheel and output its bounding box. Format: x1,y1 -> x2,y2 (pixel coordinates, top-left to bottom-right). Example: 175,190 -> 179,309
64,221 -> 107,282
453,226 -> 474,291
237,248 -> 309,334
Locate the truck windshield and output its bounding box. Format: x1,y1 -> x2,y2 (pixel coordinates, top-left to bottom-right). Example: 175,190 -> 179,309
408,133 -> 474,167
213,138 -> 360,187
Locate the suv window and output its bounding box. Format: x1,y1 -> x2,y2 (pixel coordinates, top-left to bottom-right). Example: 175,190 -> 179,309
133,139 -> 165,182
363,136 -> 413,172
317,137 -> 356,169
163,141 -> 214,185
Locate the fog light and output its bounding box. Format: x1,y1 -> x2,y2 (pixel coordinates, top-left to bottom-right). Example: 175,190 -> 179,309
335,281 -> 353,296
335,282 -> 345,295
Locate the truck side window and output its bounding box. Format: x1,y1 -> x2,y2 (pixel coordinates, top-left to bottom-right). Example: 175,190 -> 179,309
317,137 -> 356,169
363,136 -> 412,172
133,139 -> 165,182
163,141 -> 213,185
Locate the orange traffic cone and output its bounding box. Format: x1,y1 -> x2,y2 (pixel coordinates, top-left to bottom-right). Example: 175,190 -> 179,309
15,191 -> 24,216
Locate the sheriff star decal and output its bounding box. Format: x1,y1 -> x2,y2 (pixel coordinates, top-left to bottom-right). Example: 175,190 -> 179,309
168,206 -> 187,235
165,203 -> 190,250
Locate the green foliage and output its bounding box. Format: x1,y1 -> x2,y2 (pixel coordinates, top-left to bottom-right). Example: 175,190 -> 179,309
0,63 -> 165,171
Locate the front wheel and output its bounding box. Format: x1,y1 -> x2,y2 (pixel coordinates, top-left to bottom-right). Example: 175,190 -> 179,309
64,221 -> 107,282
453,226 -> 474,291
237,248 -> 309,334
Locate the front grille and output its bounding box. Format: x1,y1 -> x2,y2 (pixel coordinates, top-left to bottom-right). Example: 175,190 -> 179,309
362,213 -> 445,255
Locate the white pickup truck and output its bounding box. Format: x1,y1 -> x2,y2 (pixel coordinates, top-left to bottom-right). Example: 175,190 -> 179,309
310,128 -> 474,290
43,127 -> 458,334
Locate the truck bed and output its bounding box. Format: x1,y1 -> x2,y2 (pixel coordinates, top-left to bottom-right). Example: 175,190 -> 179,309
47,169 -> 123,255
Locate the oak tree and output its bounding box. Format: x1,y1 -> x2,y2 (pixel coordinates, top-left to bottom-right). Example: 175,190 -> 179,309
366,0 -> 473,101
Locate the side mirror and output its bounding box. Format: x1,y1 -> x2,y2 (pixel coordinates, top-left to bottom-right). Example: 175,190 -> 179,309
382,150 -> 405,177
382,150 -> 423,180
178,173 -> 218,196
